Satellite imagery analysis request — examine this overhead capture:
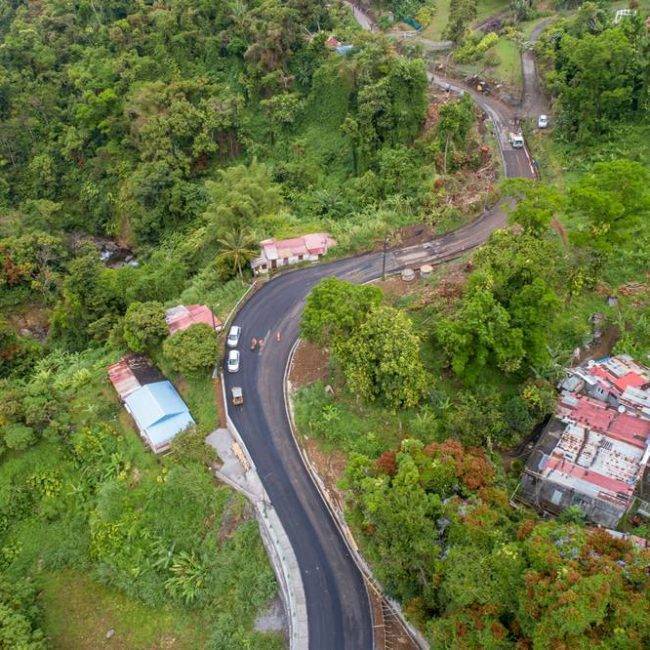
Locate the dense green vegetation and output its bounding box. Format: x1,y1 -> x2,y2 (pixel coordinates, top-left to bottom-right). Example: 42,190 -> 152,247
537,2 -> 648,141
2,0 -> 649,646
293,5 -> 650,647
296,160 -> 650,639
0,348 -> 280,647
0,0 -> 442,643
346,440 -> 649,647
303,280 -> 428,408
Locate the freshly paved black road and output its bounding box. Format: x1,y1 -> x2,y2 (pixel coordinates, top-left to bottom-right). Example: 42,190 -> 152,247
224,81 -> 536,649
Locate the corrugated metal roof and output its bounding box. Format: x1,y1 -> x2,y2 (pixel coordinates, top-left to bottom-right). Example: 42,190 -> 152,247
258,233 -> 336,262
108,357 -> 141,399
108,355 -> 164,399
523,355 -> 650,525
165,304 -> 222,335
124,381 -> 194,453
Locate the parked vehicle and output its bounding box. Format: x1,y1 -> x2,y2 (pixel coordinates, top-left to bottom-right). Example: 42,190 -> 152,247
509,132 -> 524,149
401,268 -> 416,282
227,349 -> 240,373
227,325 -> 241,348
538,114 -> 549,129
231,386 -> 244,406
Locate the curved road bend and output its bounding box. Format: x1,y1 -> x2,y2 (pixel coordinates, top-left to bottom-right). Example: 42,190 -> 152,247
224,19 -> 538,650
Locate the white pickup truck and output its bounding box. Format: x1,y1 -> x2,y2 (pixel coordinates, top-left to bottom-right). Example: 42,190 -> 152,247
509,132 -> 525,149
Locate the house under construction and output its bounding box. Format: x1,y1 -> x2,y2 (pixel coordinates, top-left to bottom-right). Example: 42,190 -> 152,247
518,355 -> 650,528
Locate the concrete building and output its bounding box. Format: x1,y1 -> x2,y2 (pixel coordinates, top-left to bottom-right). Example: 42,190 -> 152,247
250,233 -> 336,275
519,355 -> 650,528
108,355 -> 194,453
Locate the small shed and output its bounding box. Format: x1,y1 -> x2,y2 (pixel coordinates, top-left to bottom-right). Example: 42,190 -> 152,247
108,354 -> 164,400
335,44 -> 354,55
124,381 -> 195,454
165,304 -> 222,335
325,35 -> 341,48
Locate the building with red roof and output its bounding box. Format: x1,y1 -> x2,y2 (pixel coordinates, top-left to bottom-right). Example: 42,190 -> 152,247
107,355 -> 194,453
519,355 -> 650,528
165,304 -> 222,335
325,35 -> 342,48
250,233 -> 336,275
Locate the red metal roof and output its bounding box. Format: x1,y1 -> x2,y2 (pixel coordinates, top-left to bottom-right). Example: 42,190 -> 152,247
608,412 -> 650,449
108,357 -> 141,400
614,371 -> 647,391
567,395 -> 615,433
165,304 -> 222,335
546,456 -> 634,498
589,362 -> 648,394
260,233 -> 336,261
560,394 -> 650,450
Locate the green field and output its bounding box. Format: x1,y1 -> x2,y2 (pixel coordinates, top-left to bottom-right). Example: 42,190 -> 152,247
41,570 -> 208,649
491,37 -> 522,87
421,0 -> 509,40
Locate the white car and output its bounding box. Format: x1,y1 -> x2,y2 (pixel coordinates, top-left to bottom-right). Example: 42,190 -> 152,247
509,132 -> 524,149
227,325 -> 241,348
538,114 -> 549,129
227,349 -> 240,373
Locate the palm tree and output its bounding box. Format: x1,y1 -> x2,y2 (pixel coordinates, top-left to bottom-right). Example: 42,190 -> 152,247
216,228 -> 257,281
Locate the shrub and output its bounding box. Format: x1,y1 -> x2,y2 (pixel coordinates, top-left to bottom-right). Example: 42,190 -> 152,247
3,423 -> 36,451
122,301 -> 167,353
163,324 -> 218,376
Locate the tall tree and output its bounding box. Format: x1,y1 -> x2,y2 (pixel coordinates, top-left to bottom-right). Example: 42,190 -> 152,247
122,301 -> 167,353
341,306 -> 428,409
215,228 -> 257,281
301,277 -> 382,347
437,95 -> 474,174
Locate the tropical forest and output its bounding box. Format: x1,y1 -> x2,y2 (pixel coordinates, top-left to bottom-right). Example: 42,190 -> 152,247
0,0 -> 648,648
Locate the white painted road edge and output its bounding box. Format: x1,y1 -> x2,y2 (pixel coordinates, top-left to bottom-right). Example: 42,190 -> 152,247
220,374 -> 309,650
284,340 -> 430,650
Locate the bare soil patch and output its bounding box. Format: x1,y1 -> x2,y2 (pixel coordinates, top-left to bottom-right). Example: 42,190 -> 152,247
577,324 -> 620,364
373,259 -> 469,309
289,339 -> 330,389
301,435 -> 348,509
213,376 -> 227,428
6,303 -> 50,341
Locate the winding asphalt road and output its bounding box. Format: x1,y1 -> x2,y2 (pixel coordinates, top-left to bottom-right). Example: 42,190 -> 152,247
224,8 -> 541,649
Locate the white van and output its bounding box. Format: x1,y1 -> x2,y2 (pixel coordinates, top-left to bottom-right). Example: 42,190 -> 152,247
509,132 -> 524,149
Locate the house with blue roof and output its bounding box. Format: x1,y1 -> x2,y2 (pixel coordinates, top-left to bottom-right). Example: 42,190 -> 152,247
123,381 -> 195,454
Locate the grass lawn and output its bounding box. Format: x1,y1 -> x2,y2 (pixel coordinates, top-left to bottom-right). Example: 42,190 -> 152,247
421,0 -> 451,40
454,35 -> 522,90
421,0 -> 509,41
491,37 -> 522,88
40,570 -> 208,649
177,374 -> 219,433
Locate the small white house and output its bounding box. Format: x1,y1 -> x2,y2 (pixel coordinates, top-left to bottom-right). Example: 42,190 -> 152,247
250,233 -> 336,275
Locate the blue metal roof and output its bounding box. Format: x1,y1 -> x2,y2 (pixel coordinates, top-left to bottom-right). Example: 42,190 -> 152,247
124,381 -> 194,452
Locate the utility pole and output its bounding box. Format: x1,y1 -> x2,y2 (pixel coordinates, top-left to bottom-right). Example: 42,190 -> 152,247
381,236 -> 388,280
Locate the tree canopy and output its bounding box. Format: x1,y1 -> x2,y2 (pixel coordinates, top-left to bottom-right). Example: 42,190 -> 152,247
163,323 -> 219,377
122,301 -> 167,353
301,277 -> 382,347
